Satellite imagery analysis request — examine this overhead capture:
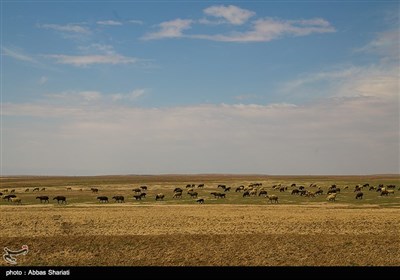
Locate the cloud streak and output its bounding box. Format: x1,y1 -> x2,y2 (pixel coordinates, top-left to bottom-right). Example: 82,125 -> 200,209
203,5 -> 255,25
38,23 -> 90,34
45,53 -> 137,66
142,19 -> 193,40
96,20 -> 123,26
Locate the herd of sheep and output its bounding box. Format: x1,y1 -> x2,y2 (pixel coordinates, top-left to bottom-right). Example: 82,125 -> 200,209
0,182 -> 397,205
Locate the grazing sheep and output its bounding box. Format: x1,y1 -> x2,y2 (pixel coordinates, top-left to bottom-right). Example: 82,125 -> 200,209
66,187 -> 72,191
155,193 -> 165,201
187,188 -> 194,194
291,189 -> 300,195
36,196 -> 49,203
189,192 -> 198,198
327,193 -> 337,202
197,184 -> 205,188
266,195 -> 279,204
217,184 -> 226,189
185,184 -> 192,188
173,192 -> 182,199
112,196 -> 125,203
279,187 -> 285,192
25,188 -> 30,192
196,198 -> 205,204
140,193 -> 147,199
174,188 -> 183,193
53,196 -> 67,204
242,191 -> 250,197
97,196 -> 108,203
355,192 -> 364,200
315,189 -> 324,195
249,189 -> 257,196
215,193 -> 226,199
224,187 -> 231,192
132,188 -> 141,193
369,186 -> 376,191
3,194 -> 17,201
258,190 -> 268,197
33,187 -> 40,192
235,186 -> 244,192
41,188 -> 46,191
10,197 -> 22,204
387,190 -> 395,195
133,194 -> 142,200
10,189 -> 15,193
140,186 -> 148,191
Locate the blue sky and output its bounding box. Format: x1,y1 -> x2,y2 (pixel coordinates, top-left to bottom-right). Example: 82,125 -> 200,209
1,1 -> 399,175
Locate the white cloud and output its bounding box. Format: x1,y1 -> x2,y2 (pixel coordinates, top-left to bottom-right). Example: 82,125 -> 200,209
203,5 -> 255,25
45,54 -> 137,66
96,20 -> 123,26
2,47 -> 37,63
142,19 -> 193,40
39,23 -> 90,34
192,18 -> 335,42
111,89 -> 146,101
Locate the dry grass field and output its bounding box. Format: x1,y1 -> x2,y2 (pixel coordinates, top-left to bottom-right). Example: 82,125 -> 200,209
0,174 -> 399,266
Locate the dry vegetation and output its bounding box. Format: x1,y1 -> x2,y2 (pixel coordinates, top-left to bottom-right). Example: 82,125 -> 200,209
0,174 -> 399,266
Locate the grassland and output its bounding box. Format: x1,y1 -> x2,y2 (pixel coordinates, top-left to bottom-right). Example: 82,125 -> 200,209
0,174 -> 399,266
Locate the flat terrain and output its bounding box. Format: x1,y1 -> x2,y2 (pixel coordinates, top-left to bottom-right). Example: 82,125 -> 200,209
0,174 -> 399,266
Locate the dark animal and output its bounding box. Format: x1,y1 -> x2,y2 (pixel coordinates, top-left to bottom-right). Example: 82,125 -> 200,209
155,193 -> 165,201
355,192 -> 363,200
185,184 -> 192,188
217,184 -> 226,189
97,196 -> 108,203
298,186 -> 305,190
0,192 -> 2,196
140,193 -> 146,199
242,191 -> 250,197
140,186 -> 148,191
66,187 -> 72,191
174,188 -> 183,193
291,189 -> 300,195
215,193 -> 226,199
25,188 -> 30,192
36,196 -> 49,203
224,187 -> 231,192
189,192 -> 198,198
196,198 -> 205,204
279,187 -> 285,192
198,184 -> 204,188
91,188 -> 99,193
258,190 -> 268,197
235,186 -> 244,192
387,185 -> 396,189
173,192 -> 182,199
210,192 -> 219,198
41,188 -> 46,191
112,196 -> 125,203
53,196 -> 67,204
315,189 -> 324,195
291,183 -> 296,187
33,187 -> 40,192
10,189 -> 15,193
3,194 -> 17,201
132,188 -> 141,193
133,195 -> 142,200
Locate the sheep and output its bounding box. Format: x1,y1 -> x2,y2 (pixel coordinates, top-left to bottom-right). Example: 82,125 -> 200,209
266,195 -> 279,204
355,192 -> 363,200
327,193 -> 337,202
133,194 -> 142,200
196,198 -> 205,204
132,188 -> 141,193
197,184 -> 205,188
140,186 -> 148,191
258,190 -> 268,197
36,196 -> 49,203
3,194 -> 16,201
155,193 -> 165,201
10,197 -> 22,204
53,196 -> 67,204
112,196 -> 124,203
97,196 -> 108,203
173,192 -> 182,199
189,192 -> 198,198
33,187 -> 40,192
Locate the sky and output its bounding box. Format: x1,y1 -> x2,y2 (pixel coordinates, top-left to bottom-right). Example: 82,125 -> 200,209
1,0 -> 399,176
